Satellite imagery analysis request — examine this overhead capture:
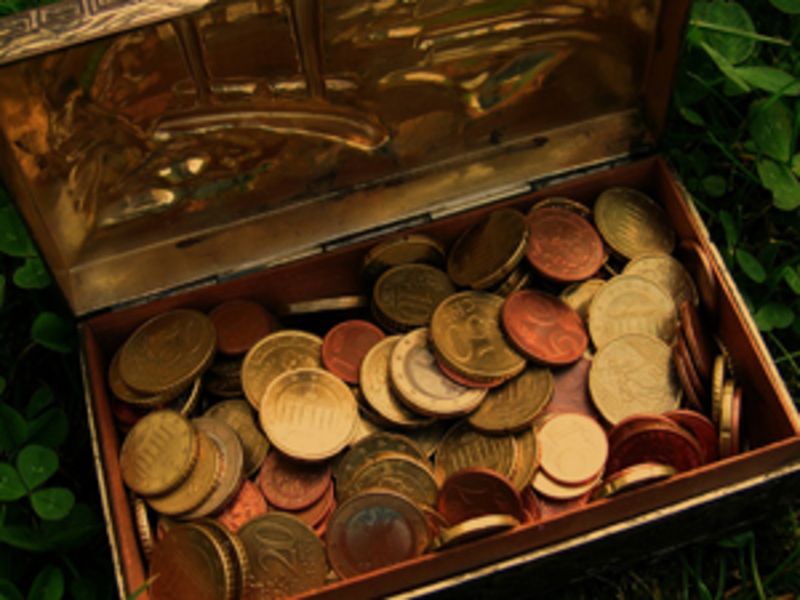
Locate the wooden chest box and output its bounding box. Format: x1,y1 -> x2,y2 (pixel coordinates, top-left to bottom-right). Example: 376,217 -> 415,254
0,1 -> 799,597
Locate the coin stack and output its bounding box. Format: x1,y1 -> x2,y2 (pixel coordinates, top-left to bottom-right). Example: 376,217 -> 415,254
108,187 -> 746,599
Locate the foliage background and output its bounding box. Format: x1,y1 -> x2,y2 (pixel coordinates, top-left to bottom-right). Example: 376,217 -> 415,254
0,0 -> 799,598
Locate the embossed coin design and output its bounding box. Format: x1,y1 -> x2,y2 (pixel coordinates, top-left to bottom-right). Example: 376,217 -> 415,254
341,453 -> 438,507
526,207 -> 605,282
108,348 -> 174,407
242,330 -> 322,410
438,468 -> 525,524
260,368 -> 357,461
362,234 -> 446,283
209,299 -> 276,356
119,410 -> 198,497
205,399 -> 269,477
468,368 -> 553,433
322,319 -> 385,384
372,264 -> 455,331
119,309 -> 217,394
326,490 -> 431,578
256,450 -> 331,510
503,290 -> 588,366
332,432 -> 427,490
360,336 -> 436,427
589,334 -> 680,424
239,513 -> 327,597
537,413 -> 608,485
447,208 -> 529,289
147,431 -> 222,516
588,275 -> 677,348
623,253 -> 698,309
431,292 -> 525,381
594,187 -> 676,259
389,328 -> 486,417
435,421 -> 517,483
150,524 -> 234,600
216,480 -> 268,533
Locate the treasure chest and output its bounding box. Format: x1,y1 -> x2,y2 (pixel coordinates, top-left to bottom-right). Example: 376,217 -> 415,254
0,0 -> 799,598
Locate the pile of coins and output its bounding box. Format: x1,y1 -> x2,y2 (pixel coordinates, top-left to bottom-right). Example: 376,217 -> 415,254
110,187 -> 745,599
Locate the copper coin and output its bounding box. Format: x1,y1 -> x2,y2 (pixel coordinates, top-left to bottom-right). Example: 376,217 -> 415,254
677,239 -> 718,313
526,207 -> 605,283
533,469 -> 602,501
546,358 -> 603,422
256,450 -> 331,511
537,491 -> 591,520
675,331 -> 706,404
291,481 -> 335,528
665,409 -> 718,464
326,490 -> 431,578
679,300 -> 713,382
502,290 -> 588,366
537,413 -> 608,485
322,320 -> 385,384
216,480 -> 268,533
209,299 -> 276,356
528,197 -> 592,220
606,423 -> 704,475
520,486 -> 542,522
608,414 -> 684,451
434,352 -> 505,389
438,468 -> 526,524
313,498 -> 337,538
672,343 -> 705,413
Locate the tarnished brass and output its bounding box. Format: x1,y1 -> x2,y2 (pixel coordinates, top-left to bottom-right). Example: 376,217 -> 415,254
204,399 -> 268,478
595,188 -> 676,259
435,421 -> 517,484
340,452 -> 438,507
593,463 -> 676,499
372,265 -> 455,332
437,514 -> 519,549
362,234 -> 446,283
468,368 -> 553,434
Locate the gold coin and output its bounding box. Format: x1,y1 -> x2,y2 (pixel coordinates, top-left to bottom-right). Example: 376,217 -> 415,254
592,463 -> 676,499
278,295 -> 368,316
360,336 -> 434,428
132,496 -> 154,558
435,421 -> 517,483
372,264 -> 455,331
533,468 -> 602,500
468,368 -> 553,433
238,513 -> 327,598
508,426 -> 539,491
182,418 -> 244,519
260,367 -> 357,461
340,452 -> 438,507
718,380 -> 735,457
333,431 -> 427,490
437,514 -> 519,549
150,523 -> 235,600
403,421 -> 451,458
560,278 -> 606,321
588,334 -> 680,425
623,253 -> 698,309
528,197 -> 592,220
447,208 -> 529,289
195,519 -> 250,600
119,309 -> 217,394
349,409 -> 381,444
147,431 -> 223,516
492,266 -> 532,298
108,349 -> 176,406
241,330 -> 322,411
362,234 -> 446,283
205,400 -> 269,478
171,376 -> 202,416
594,187 -> 676,259
431,291 -> 526,380
537,413 -> 607,485
588,275 -> 677,348
389,328 -> 486,417
120,410 -> 198,496
711,355 -> 727,426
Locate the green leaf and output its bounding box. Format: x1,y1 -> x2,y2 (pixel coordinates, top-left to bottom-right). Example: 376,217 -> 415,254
0,503 -> 100,552
793,153 -> 800,177
0,205 -> 35,258
0,579 -> 23,600
12,257 -> 50,290
769,0 -> 800,14
26,408 -> 69,450
749,99 -> 793,163
30,488 -> 74,521
699,42 -> 750,92
0,464 -> 26,502
718,530 -> 755,549
679,106 -> 705,126
30,313 -> 75,354
736,249 -> 767,283
757,159 -> 800,210
27,565 -> 63,600
734,66 -> 800,96
702,175 -> 727,198
785,267 -> 800,294
16,445 -> 58,490
690,2 -> 756,64
25,387 -> 54,420
0,404 -> 28,454
718,209 -> 739,249
755,302 -> 795,332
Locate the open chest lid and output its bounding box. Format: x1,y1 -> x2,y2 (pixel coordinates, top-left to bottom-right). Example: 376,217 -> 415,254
0,0 -> 690,316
